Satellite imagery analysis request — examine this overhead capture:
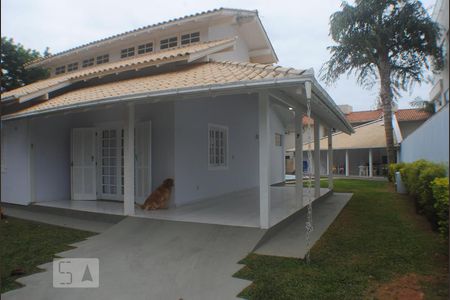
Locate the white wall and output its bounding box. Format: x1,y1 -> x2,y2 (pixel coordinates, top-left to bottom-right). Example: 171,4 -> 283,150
3,95 -> 288,207
1,119 -> 32,204
208,24 -> 250,62
400,104 -> 449,165
3,101 -> 175,205
174,94 -> 259,205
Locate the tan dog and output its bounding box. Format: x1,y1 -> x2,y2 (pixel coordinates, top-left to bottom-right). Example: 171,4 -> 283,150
138,178 -> 174,210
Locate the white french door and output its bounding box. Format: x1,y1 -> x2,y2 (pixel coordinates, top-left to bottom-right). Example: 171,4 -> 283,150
71,128 -> 97,200
71,121 -> 151,202
98,128 -> 124,201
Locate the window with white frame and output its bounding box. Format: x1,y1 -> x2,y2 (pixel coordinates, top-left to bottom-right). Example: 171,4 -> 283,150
160,36 -> 178,49
82,58 -> 94,68
120,47 -> 135,58
55,65 -> 66,75
208,124 -> 228,169
138,42 -> 153,54
96,54 -> 109,64
275,133 -> 282,147
181,32 -> 200,45
67,62 -> 78,72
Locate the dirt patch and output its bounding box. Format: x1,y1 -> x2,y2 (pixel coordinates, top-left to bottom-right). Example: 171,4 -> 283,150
372,273 -> 432,300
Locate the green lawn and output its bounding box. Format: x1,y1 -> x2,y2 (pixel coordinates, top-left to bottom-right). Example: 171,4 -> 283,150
0,217 -> 94,293
234,179 -> 449,299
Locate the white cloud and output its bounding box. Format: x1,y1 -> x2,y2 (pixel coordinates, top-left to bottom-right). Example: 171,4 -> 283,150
1,0 -> 436,111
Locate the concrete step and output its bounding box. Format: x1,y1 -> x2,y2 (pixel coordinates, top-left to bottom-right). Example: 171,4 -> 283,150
253,192 -> 352,258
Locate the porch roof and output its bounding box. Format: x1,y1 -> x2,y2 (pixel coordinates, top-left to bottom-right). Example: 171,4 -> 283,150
2,60 -> 353,134
1,38 -> 236,103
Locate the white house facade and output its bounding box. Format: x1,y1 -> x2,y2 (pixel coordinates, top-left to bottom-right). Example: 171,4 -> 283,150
430,0 -> 449,111
1,8 -> 352,229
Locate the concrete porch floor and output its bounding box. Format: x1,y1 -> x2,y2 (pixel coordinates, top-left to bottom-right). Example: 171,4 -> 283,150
34,186 -> 330,228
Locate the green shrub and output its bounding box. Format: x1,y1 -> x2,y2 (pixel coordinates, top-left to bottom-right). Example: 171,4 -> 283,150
388,162 -> 406,182
432,177 -> 449,237
399,160 -> 448,235
417,164 -> 447,222
400,160 -> 434,199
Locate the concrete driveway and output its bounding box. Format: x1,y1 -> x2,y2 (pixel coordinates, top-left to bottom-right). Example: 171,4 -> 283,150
3,217 -> 265,300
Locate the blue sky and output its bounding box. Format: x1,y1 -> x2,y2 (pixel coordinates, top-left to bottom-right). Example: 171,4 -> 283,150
1,0 -> 437,111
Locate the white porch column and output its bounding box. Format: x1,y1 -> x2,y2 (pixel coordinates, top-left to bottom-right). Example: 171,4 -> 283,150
327,127 -> 334,189
326,154 -> 329,176
369,149 -> 373,177
345,149 -> 350,177
124,103 -> 135,216
259,92 -> 270,229
314,119 -> 321,198
294,107 -> 304,208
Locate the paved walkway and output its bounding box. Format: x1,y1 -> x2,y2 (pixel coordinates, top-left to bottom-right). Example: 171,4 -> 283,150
2,192 -> 351,299
2,203 -> 123,233
254,193 -> 353,258
2,217 -> 265,300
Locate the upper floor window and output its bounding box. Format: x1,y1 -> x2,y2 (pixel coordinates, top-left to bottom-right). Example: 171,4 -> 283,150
82,58 -> 95,68
120,47 -> 135,58
67,62 -> 78,72
181,32 -> 200,45
208,124 -> 228,169
138,42 -> 153,54
55,65 -> 66,75
160,36 -> 178,50
96,54 -> 109,64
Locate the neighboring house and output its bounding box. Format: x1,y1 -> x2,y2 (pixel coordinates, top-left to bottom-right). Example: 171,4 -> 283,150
345,107 -> 431,139
285,105 -> 430,177
429,0 -> 449,112
0,8 -> 352,229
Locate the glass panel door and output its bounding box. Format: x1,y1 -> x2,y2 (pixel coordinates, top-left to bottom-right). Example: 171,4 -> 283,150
99,128 -> 124,200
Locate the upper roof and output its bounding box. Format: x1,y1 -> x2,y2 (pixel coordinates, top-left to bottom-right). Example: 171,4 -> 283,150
4,61 -> 310,120
2,38 -> 236,102
25,8 -> 278,68
345,108 -> 430,124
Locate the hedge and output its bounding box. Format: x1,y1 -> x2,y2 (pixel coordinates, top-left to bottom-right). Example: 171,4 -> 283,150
432,177 -> 449,237
392,160 -> 448,237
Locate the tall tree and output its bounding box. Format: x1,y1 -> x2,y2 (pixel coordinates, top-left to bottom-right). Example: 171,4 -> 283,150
1,37 -> 50,92
321,0 -> 443,166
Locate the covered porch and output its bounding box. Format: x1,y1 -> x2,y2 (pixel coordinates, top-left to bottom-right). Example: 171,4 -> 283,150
2,60 -> 353,230
34,186 -> 331,228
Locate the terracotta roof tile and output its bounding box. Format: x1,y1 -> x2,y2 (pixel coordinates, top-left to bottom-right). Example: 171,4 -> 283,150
1,38 -> 236,101
395,109 -> 431,121
5,61 -> 306,119
344,108 -> 430,124
345,109 -> 383,123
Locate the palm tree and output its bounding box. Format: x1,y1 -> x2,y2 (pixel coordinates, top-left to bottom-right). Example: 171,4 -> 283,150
321,0 -> 443,166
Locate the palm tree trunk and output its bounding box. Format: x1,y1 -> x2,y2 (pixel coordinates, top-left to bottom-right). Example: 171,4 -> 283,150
379,64 -> 396,167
